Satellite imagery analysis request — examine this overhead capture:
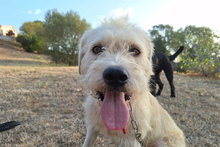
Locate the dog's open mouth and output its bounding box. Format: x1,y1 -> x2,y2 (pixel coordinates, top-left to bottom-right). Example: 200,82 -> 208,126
96,91 -> 130,131
96,91 -> 131,102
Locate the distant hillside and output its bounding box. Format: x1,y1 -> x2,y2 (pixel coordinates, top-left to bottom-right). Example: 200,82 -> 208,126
0,39 -> 51,66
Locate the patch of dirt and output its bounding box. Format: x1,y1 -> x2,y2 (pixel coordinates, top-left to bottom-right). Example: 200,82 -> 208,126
0,39 -> 51,66
0,66 -> 84,147
158,73 -> 220,147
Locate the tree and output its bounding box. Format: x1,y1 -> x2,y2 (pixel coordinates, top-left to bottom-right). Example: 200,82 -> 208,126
43,9 -> 91,65
149,24 -> 176,54
20,21 -> 44,35
18,21 -> 47,54
180,31 -> 220,77
16,34 -> 38,52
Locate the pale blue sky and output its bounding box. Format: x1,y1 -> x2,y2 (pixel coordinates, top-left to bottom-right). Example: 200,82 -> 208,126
1,0 -> 219,34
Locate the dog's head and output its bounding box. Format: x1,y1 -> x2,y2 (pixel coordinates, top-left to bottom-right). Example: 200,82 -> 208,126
79,16 -> 153,91
78,16 -> 153,130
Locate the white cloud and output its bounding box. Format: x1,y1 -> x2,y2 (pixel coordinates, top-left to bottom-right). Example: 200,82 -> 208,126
34,9 -> 41,14
28,11 -> 32,14
110,7 -> 133,17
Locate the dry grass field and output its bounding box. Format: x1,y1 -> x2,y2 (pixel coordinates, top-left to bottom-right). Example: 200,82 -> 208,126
0,40 -> 220,147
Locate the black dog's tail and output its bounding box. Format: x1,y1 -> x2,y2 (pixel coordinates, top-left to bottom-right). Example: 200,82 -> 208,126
0,121 -> 20,132
168,46 -> 184,61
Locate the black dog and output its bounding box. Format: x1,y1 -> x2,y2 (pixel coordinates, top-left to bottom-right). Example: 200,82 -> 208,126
150,46 -> 184,97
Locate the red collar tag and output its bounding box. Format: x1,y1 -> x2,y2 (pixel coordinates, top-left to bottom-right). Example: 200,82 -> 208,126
122,128 -> 126,134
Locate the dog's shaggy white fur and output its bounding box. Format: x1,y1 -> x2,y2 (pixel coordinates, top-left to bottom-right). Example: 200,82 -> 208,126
78,16 -> 185,147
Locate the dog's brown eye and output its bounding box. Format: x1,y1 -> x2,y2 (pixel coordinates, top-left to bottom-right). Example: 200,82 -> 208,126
129,48 -> 140,55
93,46 -> 103,54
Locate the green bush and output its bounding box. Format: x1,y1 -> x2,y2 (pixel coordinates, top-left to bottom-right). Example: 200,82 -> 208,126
171,62 -> 188,73
16,34 -> 37,52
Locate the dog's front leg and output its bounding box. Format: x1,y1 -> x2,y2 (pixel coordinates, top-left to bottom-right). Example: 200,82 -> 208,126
82,126 -> 99,147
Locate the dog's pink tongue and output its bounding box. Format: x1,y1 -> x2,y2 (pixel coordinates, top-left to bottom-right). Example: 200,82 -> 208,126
101,91 -> 129,130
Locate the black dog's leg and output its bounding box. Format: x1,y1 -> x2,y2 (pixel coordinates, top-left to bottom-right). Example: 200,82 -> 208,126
155,73 -> 163,96
164,65 -> 175,97
167,78 -> 175,97
168,80 -> 175,97
150,75 -> 156,96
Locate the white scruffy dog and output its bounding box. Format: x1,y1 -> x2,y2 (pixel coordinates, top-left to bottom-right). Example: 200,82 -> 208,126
78,16 -> 185,147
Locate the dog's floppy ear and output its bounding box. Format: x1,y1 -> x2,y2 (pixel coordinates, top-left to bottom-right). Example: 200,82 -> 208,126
142,32 -> 153,61
148,44 -> 153,61
145,37 -> 153,62
78,38 -> 86,75
78,52 -> 85,75
143,33 -> 154,75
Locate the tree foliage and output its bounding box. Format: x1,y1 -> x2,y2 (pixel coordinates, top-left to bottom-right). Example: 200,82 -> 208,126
43,9 -> 91,65
20,21 -> 44,35
17,21 -> 47,53
180,30 -> 220,77
149,24 -> 175,54
16,34 -> 38,52
17,9 -> 90,65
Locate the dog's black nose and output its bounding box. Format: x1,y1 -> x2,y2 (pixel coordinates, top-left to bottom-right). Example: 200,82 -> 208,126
103,66 -> 129,87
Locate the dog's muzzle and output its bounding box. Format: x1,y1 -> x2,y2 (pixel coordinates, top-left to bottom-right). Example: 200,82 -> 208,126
95,66 -> 131,132
103,66 -> 129,87
95,66 -> 131,102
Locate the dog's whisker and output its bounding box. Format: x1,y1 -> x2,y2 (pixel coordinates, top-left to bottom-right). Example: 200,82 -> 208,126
90,91 -> 98,99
